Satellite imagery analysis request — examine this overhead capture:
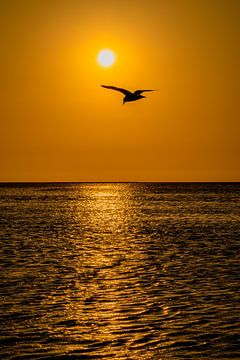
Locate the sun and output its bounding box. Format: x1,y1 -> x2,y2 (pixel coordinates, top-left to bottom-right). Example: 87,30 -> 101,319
97,49 -> 116,67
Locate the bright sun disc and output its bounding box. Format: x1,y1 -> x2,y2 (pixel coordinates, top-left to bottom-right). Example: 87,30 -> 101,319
97,49 -> 115,67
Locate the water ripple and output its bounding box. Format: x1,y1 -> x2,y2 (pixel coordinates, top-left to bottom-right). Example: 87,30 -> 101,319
0,183 -> 239,359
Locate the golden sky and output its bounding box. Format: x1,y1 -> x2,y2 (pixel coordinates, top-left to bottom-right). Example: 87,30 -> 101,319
1,0 -> 239,181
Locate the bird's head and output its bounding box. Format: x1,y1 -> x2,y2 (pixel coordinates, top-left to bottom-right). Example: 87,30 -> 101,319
139,95 -> 146,99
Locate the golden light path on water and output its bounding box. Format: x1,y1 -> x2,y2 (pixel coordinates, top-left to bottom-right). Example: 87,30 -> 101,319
62,184 -> 172,358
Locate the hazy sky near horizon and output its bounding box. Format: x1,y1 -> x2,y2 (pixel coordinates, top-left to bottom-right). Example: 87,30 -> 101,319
1,0 -> 239,181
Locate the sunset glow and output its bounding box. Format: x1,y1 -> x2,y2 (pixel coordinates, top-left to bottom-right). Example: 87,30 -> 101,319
0,1 -> 239,182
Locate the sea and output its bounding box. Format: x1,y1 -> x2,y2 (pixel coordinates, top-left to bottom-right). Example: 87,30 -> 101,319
0,182 -> 239,359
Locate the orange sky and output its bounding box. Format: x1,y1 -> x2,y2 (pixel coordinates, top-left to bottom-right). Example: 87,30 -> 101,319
1,0 -> 239,181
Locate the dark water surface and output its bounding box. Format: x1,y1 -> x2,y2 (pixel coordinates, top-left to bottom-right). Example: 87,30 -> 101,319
0,182 -> 239,359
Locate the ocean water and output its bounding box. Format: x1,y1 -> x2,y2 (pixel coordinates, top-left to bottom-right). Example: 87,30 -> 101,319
0,182 -> 239,359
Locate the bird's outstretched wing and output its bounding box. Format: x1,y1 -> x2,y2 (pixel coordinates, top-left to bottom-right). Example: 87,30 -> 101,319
101,85 -> 132,96
134,89 -> 156,95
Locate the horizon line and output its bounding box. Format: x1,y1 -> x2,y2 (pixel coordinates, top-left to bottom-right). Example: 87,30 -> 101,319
0,181 -> 239,184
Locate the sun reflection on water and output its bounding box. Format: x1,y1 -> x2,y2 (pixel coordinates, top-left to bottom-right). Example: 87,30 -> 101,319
59,183 -> 170,357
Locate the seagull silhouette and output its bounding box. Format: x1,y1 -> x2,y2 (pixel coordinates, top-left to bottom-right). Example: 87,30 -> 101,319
101,85 -> 156,105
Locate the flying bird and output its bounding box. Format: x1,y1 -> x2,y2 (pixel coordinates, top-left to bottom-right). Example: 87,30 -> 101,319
101,85 -> 156,104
